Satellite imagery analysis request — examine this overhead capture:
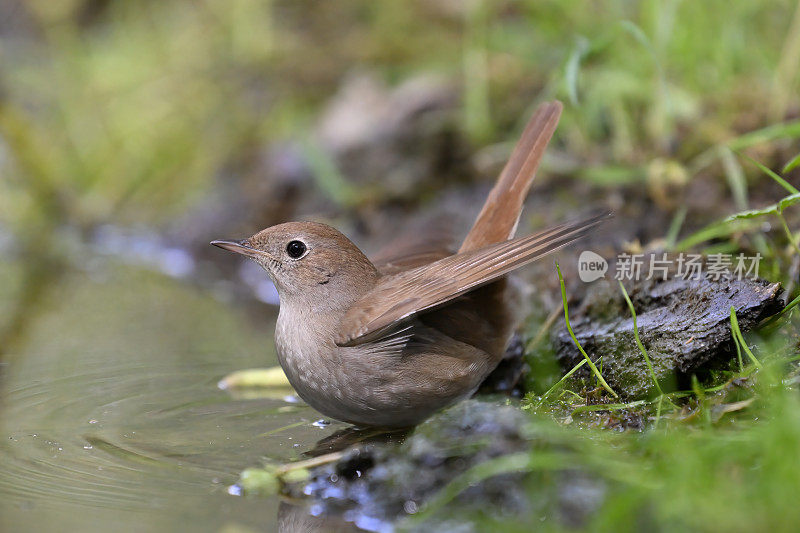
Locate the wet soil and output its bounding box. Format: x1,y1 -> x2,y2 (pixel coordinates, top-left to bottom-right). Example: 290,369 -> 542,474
283,400 -> 604,532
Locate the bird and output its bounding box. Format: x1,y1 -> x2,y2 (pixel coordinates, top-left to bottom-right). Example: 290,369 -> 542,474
212,100 -> 607,428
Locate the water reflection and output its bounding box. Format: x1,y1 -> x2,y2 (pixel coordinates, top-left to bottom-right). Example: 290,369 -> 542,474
302,427 -> 409,458
278,501 -> 360,533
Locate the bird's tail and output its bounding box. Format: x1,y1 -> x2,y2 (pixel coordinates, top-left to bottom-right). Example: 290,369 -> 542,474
459,100 -> 563,253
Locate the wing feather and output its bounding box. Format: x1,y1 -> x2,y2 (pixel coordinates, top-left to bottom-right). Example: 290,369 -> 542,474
335,212 -> 610,346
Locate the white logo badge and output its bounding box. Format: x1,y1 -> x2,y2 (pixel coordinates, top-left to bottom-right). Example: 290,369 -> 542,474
578,251 -> 608,282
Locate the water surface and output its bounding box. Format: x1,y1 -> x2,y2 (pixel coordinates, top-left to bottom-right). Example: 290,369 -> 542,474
0,263 -> 344,532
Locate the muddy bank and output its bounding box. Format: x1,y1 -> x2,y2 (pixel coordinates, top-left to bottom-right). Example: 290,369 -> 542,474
279,400 -> 604,532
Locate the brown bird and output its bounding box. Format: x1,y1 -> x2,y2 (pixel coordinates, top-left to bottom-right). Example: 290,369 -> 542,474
212,100 -> 606,427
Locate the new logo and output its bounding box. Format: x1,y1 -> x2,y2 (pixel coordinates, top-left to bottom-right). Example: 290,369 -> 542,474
578,250 -> 608,282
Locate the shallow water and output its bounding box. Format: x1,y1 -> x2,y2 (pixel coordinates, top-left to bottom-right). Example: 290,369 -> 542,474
0,263 -> 345,532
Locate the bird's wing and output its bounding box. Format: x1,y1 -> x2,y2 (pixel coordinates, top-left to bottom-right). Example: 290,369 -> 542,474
335,211 -> 609,346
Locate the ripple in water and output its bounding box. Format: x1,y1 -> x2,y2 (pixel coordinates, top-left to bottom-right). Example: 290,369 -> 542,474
0,355 -> 343,531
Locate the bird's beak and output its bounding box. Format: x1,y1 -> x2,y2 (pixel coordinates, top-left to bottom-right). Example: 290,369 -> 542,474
210,239 -> 264,259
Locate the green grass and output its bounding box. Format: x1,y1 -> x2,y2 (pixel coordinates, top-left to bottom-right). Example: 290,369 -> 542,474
411,360 -> 800,530
510,144 -> 800,531
441,282 -> 800,530
512,109 -> 800,525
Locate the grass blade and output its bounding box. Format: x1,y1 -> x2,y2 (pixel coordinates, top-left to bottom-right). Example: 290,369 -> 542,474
665,205 -> 687,249
564,36 -> 590,106
618,281 -> 664,396
720,145 -> 748,209
783,152 -> 800,174
743,155 -> 799,194
777,212 -> 800,256
534,359 -> 587,406
727,120 -> 800,151
729,306 -> 762,369
556,262 -> 618,398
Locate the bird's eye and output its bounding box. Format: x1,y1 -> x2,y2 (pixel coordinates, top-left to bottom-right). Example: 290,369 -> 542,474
286,240 -> 307,259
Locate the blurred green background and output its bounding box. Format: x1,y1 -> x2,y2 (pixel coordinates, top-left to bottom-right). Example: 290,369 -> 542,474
1,1 -> 800,531
2,0 -> 799,352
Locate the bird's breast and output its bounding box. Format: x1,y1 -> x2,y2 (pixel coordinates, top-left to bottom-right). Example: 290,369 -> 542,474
273,307 -> 498,427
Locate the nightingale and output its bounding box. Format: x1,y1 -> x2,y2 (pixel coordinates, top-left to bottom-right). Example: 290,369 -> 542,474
212,100 -> 607,428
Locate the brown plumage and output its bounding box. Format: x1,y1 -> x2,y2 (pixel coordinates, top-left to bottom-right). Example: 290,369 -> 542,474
212,100 -> 607,427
